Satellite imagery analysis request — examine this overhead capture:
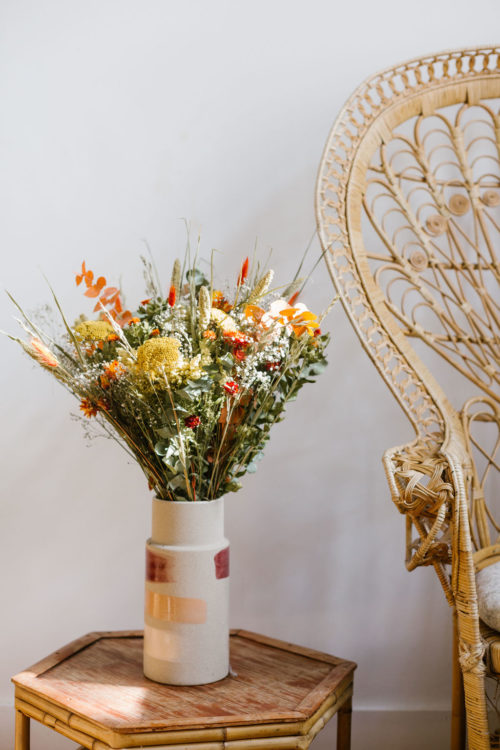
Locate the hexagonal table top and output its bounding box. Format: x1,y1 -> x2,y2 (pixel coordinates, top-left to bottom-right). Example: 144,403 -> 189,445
13,630 -> 356,748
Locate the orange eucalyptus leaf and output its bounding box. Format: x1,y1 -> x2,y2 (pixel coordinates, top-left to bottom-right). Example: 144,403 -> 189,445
75,261 -> 87,286
119,311 -> 133,327
244,304 -> 264,321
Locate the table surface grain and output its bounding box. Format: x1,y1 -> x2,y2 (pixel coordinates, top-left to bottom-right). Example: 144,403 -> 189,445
12,630 -> 356,734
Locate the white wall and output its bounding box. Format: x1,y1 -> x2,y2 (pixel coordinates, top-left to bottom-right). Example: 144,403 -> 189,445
0,0 -> 497,739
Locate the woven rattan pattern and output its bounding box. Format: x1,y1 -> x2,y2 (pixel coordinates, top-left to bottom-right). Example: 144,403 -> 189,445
316,47 -> 500,749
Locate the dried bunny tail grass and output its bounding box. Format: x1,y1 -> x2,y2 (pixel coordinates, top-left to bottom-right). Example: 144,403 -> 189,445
198,286 -> 211,330
17,338 -> 68,382
247,270 -> 274,304
170,258 -> 181,294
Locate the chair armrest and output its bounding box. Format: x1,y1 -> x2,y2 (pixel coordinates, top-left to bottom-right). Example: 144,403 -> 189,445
383,439 -> 458,604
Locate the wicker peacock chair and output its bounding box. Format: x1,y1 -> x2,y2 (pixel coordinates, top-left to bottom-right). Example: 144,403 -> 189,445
316,46 -> 500,749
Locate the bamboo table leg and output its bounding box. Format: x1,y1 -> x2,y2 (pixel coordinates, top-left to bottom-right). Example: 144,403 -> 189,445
15,709 -> 29,750
337,694 -> 352,750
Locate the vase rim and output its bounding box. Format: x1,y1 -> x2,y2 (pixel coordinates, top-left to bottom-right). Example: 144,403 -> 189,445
153,496 -> 224,504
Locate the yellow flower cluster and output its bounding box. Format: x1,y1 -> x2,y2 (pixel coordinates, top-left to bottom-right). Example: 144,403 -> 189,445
136,337 -> 202,385
136,337 -> 181,374
74,320 -> 115,340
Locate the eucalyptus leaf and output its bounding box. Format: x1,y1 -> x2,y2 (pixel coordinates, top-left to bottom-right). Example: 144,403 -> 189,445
156,425 -> 177,439
186,268 -> 208,288
154,439 -> 170,456
218,353 -> 233,371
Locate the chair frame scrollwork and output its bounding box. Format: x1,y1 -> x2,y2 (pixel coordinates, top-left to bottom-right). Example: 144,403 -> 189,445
316,46 -> 500,750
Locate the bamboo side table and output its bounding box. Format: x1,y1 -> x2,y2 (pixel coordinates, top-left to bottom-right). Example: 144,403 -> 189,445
12,630 -> 356,750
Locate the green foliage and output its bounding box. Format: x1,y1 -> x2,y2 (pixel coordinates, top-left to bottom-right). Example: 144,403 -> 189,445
7,250 -> 334,503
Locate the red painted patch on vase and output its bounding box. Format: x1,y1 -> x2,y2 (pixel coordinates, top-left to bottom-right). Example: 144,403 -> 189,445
146,548 -> 175,583
214,546 -> 230,579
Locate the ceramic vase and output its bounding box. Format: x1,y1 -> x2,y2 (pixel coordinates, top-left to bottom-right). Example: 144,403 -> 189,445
143,497 -> 230,685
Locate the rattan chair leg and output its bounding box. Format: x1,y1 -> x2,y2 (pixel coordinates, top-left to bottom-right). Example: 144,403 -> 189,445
15,710 -> 29,750
336,695 -> 352,750
451,611 -> 466,750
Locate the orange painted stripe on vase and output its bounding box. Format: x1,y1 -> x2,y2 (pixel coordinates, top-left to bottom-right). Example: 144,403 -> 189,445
145,590 -> 207,624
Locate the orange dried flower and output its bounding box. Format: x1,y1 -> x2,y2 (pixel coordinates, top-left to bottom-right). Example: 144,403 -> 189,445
80,398 -> 98,418
104,360 -> 126,379
100,360 -> 126,389
128,317 -> 140,325
212,290 -> 232,312
202,330 -> 216,340
150,328 -> 160,337
107,334 -> 119,342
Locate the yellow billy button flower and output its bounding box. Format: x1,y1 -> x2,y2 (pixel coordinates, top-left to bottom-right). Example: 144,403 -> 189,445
136,337 -> 182,376
74,320 -> 115,341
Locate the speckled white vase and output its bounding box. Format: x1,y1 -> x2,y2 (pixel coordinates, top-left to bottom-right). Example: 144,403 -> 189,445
143,497 -> 230,685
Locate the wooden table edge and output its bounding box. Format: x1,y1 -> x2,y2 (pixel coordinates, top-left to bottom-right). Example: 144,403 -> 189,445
231,630 -> 357,669
15,680 -> 354,748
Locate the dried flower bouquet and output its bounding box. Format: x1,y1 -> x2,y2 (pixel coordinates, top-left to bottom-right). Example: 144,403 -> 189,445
5,248 -> 331,501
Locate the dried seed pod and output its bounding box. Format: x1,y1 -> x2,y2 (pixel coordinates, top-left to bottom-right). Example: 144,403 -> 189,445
170,258 -> 181,294
198,286 -> 211,330
248,270 -> 274,304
